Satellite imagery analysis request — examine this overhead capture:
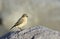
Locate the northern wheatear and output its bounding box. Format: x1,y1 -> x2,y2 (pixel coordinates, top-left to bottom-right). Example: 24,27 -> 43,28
10,14 -> 28,31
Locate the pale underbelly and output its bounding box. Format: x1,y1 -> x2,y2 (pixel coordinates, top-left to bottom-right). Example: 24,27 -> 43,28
16,21 -> 27,28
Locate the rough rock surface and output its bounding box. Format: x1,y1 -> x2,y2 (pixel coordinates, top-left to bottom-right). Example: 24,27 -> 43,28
0,25 -> 60,39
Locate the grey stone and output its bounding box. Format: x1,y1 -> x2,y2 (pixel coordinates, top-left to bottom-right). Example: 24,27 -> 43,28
0,25 -> 60,39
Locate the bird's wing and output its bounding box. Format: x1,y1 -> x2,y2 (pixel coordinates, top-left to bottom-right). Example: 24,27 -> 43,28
14,17 -> 24,26
10,17 -> 23,30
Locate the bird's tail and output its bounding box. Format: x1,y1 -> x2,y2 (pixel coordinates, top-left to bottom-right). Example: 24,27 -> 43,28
10,25 -> 16,30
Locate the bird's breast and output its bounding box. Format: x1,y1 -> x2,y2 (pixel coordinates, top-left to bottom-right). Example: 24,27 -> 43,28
22,17 -> 27,25
17,17 -> 27,28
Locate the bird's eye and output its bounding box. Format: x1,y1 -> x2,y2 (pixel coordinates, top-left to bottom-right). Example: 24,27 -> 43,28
26,16 -> 28,17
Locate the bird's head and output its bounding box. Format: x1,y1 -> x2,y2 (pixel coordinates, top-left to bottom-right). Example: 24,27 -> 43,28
22,14 -> 28,17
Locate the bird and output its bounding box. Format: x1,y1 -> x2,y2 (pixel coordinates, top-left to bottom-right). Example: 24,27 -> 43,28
10,14 -> 28,31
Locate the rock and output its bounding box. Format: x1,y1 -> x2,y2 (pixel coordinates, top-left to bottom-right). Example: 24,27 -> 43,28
0,25 -> 60,39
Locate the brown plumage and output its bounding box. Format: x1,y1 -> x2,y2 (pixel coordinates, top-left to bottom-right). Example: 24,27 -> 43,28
10,14 -> 28,30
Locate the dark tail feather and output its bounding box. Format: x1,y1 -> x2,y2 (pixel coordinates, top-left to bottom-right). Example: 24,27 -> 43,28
10,25 -> 16,30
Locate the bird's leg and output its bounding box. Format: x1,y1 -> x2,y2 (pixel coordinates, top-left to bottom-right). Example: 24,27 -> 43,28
18,27 -> 23,31
19,28 -> 23,31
